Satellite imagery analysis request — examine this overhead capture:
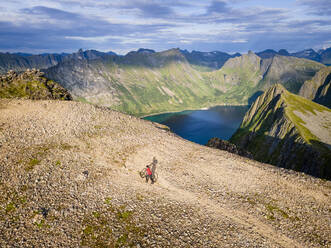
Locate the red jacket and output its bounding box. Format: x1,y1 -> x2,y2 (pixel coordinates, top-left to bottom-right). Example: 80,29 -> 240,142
146,167 -> 152,176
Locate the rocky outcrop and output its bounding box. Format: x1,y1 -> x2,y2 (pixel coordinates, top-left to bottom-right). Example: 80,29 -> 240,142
0,99 -> 330,247
0,69 -> 72,100
299,66 -> 331,108
206,137 -> 253,158
230,84 -> 331,179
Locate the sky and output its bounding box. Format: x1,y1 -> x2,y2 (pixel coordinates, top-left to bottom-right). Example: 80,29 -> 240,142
0,0 -> 330,54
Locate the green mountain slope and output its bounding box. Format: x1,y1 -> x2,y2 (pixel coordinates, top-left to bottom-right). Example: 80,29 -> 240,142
258,55 -> 325,93
0,69 -> 72,100
46,49 -> 229,116
209,51 -> 264,103
230,84 -> 331,179
45,49 -> 324,116
299,66 -> 331,108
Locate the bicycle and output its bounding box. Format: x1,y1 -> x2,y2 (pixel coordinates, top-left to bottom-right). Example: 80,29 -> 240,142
139,168 -> 158,182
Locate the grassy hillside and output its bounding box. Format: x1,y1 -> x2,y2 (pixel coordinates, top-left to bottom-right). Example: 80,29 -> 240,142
231,84 -> 331,178
0,69 -> 72,100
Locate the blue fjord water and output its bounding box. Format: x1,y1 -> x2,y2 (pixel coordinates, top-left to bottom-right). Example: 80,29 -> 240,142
143,105 -> 249,145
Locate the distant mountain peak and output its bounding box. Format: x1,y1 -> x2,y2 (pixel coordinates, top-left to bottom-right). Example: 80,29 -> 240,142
278,49 -> 289,56
137,48 -> 156,54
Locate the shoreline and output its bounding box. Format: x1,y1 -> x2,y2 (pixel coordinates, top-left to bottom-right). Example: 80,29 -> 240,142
140,103 -> 249,118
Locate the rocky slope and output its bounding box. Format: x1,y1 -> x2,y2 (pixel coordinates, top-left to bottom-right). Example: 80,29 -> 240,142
0,99 -> 330,247
230,84 -> 331,179
45,49 -> 324,116
0,69 -> 72,100
299,66 -> 331,108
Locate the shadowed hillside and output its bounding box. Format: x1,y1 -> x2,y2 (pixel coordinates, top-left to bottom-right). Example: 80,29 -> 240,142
299,66 -> 331,108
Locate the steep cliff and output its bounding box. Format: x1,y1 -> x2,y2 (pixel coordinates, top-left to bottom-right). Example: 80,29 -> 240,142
0,69 -> 72,100
299,66 -> 331,108
230,84 -> 331,179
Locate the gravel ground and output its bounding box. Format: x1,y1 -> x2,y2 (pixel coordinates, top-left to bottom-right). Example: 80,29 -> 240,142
0,99 -> 330,247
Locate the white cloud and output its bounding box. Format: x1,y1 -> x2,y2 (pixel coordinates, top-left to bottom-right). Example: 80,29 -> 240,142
231,39 -> 247,43
0,0 -> 330,53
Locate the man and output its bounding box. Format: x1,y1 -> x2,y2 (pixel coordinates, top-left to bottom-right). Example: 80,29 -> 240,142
145,165 -> 154,184
151,157 -> 157,176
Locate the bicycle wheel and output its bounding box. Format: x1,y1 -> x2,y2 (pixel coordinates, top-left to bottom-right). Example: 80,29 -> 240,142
139,169 -> 146,178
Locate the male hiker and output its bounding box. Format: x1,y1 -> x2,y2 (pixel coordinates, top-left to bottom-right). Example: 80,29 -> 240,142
151,157 -> 157,176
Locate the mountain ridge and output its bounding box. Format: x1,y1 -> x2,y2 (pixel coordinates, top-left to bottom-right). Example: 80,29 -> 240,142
230,84 -> 331,179
256,47 -> 331,64
1,46 -> 330,74
44,50 -> 324,116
